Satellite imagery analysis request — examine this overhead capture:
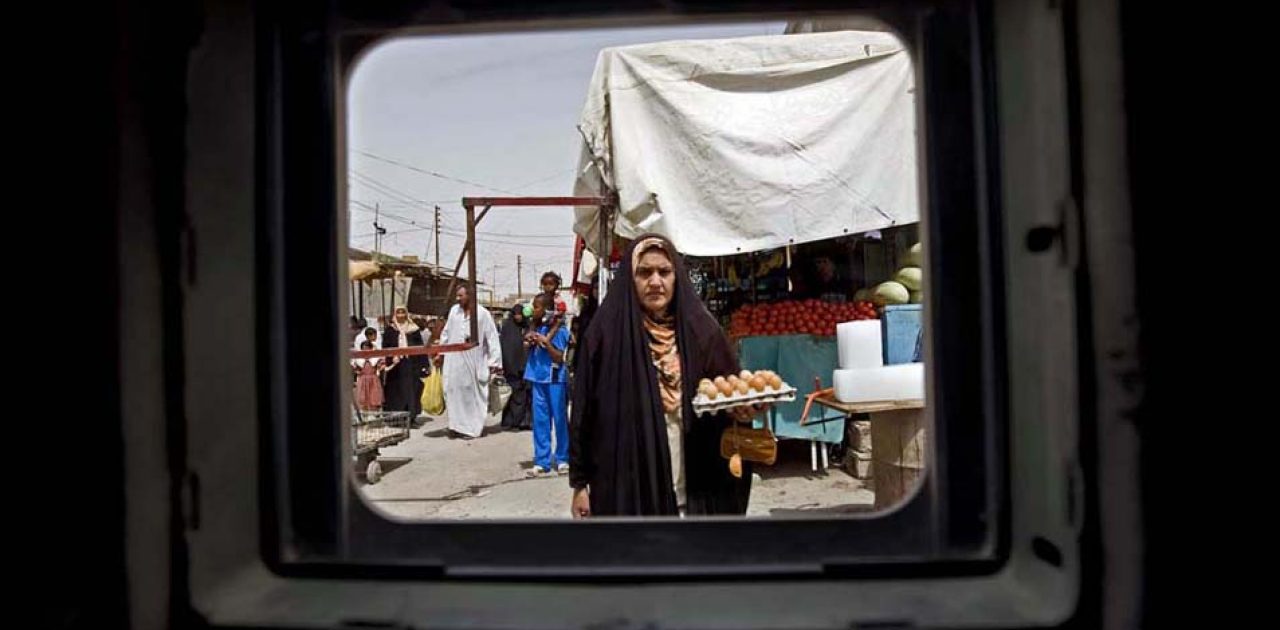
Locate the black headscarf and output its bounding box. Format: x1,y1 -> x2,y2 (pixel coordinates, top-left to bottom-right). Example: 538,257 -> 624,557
569,234 -> 750,517
499,303 -> 528,378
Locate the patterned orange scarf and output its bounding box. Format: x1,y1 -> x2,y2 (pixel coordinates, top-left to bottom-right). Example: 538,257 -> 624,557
643,312 -> 682,414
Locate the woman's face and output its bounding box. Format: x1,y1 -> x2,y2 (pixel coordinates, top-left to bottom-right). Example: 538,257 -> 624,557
394,308 -> 408,323
364,329 -> 377,342
633,249 -> 675,316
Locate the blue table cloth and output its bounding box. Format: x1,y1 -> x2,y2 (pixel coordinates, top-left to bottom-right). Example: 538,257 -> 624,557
738,335 -> 845,444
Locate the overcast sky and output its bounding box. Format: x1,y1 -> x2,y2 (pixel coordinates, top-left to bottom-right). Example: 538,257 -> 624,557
347,20 -> 786,299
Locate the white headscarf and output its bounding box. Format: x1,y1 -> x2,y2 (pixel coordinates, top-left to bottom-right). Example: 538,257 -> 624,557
353,326 -> 381,350
391,305 -> 420,348
351,326 -> 383,368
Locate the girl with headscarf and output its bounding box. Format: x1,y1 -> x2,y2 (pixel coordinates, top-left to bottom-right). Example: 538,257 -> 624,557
351,341 -> 387,411
499,303 -> 532,431
381,305 -> 426,418
569,235 -> 758,517
353,326 -> 381,351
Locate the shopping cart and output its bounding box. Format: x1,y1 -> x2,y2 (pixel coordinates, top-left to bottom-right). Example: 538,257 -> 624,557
351,407 -> 411,484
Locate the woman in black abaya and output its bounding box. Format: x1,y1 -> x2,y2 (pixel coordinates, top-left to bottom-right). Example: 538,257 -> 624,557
568,235 -> 757,517
498,303 -> 532,431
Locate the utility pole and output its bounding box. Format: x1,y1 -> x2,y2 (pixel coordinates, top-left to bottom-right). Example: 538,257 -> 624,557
373,203 -> 381,259
517,255 -> 523,297
372,202 -> 389,319
433,205 -> 441,269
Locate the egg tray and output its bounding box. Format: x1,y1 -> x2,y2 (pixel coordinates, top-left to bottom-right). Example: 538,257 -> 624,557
692,384 -> 797,417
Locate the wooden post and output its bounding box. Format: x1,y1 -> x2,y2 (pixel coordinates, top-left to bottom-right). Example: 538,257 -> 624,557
466,203 -> 479,345
870,408 -> 926,510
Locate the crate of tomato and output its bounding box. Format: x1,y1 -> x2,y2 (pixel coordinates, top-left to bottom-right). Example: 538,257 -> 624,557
729,299 -> 878,339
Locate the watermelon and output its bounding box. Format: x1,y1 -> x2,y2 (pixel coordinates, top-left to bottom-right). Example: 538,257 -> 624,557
894,266 -> 923,291
873,281 -> 910,306
905,242 -> 923,267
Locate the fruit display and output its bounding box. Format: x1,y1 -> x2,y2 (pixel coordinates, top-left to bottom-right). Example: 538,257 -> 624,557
728,299 -> 878,338
875,241 -> 923,305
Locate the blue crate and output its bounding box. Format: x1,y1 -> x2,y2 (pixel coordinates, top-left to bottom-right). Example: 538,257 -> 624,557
881,304 -> 923,365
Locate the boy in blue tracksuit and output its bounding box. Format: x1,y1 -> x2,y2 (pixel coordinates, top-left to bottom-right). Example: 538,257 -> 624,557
524,293 -> 571,476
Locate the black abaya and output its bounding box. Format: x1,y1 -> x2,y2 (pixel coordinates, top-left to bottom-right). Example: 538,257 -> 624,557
569,234 -> 751,517
499,304 -> 532,430
382,326 -> 426,417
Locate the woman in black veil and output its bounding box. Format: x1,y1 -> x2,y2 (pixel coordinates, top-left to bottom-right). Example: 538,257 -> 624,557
569,235 -> 757,517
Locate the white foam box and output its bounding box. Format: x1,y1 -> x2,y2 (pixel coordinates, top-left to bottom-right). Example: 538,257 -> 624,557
837,320 -> 884,370
833,364 -> 925,403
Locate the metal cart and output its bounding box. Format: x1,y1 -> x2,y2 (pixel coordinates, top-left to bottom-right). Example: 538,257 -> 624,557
351,408 -> 411,484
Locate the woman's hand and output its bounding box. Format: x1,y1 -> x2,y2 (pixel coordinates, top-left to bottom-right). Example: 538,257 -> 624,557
571,487 -> 591,519
728,402 -> 771,423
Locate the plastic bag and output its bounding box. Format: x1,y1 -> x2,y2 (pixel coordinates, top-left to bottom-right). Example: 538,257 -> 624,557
420,370 -> 445,415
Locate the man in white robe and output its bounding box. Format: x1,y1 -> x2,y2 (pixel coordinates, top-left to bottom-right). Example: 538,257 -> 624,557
439,284 -> 502,438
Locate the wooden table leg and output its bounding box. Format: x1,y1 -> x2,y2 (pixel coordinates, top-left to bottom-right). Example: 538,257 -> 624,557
870,408 -> 926,510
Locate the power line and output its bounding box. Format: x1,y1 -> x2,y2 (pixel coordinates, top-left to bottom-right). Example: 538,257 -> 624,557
352,226 -> 432,240
350,200 -> 427,229
350,171 -> 438,209
508,167 -> 578,192
353,150 -> 519,195
352,216 -> 573,250
354,200 -> 573,241
437,228 -> 572,250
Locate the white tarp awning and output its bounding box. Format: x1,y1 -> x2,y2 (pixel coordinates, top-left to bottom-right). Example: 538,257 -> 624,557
573,30 -> 919,256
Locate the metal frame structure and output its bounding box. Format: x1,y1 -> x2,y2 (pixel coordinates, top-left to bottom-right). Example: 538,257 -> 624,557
351,195 -> 615,362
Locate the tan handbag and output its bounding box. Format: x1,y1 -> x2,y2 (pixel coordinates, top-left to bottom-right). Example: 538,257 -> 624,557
720,421 -> 778,466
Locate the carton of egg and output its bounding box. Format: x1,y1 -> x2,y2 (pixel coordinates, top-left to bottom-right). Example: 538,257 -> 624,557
692,369 -> 797,416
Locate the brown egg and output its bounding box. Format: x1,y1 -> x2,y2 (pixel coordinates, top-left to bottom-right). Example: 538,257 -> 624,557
699,382 -> 717,399
734,379 -> 750,395
767,373 -> 783,389
716,381 -> 734,397
738,370 -> 753,381
713,376 -> 728,388
699,378 -> 713,390
748,375 -> 767,392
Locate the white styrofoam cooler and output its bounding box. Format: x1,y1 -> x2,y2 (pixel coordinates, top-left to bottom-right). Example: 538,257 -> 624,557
833,363 -> 925,403
837,320 -> 884,370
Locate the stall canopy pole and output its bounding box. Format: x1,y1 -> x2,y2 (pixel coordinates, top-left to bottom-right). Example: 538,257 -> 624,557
466,204 -> 480,345
786,245 -> 793,292
598,202 -> 611,305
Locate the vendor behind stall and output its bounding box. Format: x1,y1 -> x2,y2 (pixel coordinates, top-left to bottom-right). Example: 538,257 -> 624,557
791,242 -> 853,303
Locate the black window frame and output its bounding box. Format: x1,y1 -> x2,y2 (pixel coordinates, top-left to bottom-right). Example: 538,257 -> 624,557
257,0 -> 1009,580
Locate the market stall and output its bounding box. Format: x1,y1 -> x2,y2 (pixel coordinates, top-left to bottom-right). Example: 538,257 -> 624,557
567,30 -> 930,489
